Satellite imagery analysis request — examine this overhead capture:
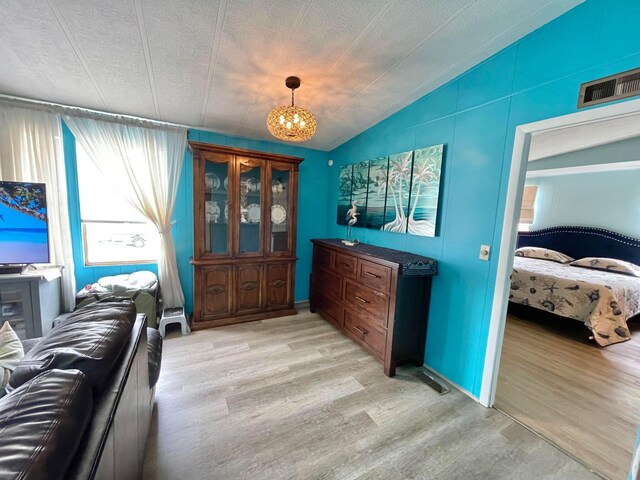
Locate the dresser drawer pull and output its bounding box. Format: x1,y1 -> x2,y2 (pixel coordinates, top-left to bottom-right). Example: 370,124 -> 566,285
354,325 -> 368,335
337,261 -> 351,268
354,295 -> 369,304
364,271 -> 380,278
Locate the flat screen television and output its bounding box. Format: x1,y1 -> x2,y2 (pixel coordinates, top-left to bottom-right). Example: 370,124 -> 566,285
0,180 -> 50,266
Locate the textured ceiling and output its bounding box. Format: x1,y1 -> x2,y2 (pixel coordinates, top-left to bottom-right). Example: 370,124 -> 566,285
0,0 -> 582,151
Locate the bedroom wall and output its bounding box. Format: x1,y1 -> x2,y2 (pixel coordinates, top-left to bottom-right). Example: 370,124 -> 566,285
325,0 -> 640,397
63,123 -> 330,315
526,169 -> 640,238
528,135 -> 640,172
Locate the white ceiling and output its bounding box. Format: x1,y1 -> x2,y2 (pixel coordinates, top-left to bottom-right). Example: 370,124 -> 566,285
0,0 -> 582,151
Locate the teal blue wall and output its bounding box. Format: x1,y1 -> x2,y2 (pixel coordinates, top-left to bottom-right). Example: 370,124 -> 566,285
63,124 -> 330,315
325,0 -> 640,397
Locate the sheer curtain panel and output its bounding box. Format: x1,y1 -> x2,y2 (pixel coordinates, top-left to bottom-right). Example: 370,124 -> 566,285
63,116 -> 187,309
0,104 -> 76,310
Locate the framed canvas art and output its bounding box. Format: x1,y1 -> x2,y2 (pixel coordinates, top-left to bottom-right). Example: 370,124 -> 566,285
336,164 -> 353,226
365,157 -> 389,230
407,144 -> 443,237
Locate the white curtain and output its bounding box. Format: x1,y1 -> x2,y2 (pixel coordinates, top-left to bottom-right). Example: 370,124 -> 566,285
64,116 -> 187,309
0,104 -> 76,310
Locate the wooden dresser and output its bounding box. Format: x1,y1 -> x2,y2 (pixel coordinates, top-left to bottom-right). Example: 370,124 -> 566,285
310,239 -> 437,377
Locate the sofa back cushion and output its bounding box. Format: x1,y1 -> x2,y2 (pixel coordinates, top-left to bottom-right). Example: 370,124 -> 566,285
8,299 -> 136,393
0,369 -> 93,480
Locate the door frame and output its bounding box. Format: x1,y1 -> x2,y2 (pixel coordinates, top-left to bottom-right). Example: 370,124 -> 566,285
479,97 -> 640,407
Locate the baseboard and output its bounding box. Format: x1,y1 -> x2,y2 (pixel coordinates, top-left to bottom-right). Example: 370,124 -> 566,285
295,300 -> 310,310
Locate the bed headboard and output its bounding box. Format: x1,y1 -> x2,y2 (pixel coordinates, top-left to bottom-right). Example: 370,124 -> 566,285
517,226 -> 640,266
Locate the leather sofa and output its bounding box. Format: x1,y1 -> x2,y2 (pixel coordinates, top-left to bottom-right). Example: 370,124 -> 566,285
0,298 -> 162,480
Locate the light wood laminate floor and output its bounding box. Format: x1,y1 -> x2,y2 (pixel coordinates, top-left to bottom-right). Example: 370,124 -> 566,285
496,313 -> 640,480
143,310 -> 598,480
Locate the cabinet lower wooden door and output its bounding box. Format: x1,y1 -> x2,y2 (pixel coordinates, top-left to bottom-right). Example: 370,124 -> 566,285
265,262 -> 293,309
235,264 -> 262,314
200,265 -> 233,319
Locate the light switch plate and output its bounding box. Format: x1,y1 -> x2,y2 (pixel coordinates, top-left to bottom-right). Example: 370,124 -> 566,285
479,244 -> 490,261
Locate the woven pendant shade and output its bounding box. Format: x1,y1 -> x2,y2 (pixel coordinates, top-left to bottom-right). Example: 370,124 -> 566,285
267,76 -> 317,142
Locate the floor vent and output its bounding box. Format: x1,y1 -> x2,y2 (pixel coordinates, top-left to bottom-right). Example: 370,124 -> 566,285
416,368 -> 450,395
578,67 -> 640,108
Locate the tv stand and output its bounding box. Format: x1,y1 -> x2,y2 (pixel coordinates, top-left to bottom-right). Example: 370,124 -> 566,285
0,265 -> 26,275
0,267 -> 62,339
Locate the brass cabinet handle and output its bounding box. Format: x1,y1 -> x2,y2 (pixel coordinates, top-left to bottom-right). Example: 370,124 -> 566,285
271,279 -> 285,288
207,284 -> 225,294
354,325 -> 367,335
240,281 -> 258,291
354,295 -> 369,304
337,261 -> 351,268
364,271 -> 380,278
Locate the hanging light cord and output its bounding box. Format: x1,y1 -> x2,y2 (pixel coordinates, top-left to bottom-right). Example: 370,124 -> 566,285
291,88 -> 295,107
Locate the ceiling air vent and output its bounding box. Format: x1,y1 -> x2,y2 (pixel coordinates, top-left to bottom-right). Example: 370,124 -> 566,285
578,67 -> 640,108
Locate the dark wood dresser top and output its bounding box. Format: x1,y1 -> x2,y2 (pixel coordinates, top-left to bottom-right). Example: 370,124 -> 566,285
311,239 -> 438,277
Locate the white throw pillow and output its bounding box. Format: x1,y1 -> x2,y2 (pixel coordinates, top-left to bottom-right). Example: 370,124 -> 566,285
571,257 -> 640,277
0,321 -> 24,396
515,247 -> 574,264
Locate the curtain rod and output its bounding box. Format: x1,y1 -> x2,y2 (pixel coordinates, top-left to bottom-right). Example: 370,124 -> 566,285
0,93 -> 190,132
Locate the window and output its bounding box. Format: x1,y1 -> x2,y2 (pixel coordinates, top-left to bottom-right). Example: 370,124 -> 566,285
518,185 -> 538,231
76,144 -> 159,265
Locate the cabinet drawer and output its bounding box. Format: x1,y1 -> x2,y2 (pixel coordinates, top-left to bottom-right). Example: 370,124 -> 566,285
316,293 -> 342,328
344,309 -> 386,358
199,265 -> 233,319
313,267 -> 341,302
357,259 -> 392,293
344,280 -> 389,327
333,253 -> 357,278
313,247 -> 332,271
235,264 -> 263,314
265,263 -> 293,309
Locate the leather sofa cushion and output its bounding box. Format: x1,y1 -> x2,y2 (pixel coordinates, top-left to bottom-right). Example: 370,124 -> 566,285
8,299 -> 136,393
147,327 -> 162,388
0,369 -> 93,480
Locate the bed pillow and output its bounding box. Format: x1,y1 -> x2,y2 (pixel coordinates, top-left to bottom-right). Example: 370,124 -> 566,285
0,322 -> 24,397
570,257 -> 640,277
514,247 -> 574,264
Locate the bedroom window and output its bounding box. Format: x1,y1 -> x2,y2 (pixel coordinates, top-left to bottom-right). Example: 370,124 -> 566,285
518,185 -> 538,231
75,144 -> 159,266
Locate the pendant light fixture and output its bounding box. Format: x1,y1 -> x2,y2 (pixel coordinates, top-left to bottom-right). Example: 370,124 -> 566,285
267,76 -> 317,142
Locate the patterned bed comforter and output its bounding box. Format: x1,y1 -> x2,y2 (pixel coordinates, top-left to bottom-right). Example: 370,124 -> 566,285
510,257 -> 640,346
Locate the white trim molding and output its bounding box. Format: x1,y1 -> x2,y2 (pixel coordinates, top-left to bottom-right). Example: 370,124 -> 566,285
526,159 -> 640,178
479,97 -> 640,407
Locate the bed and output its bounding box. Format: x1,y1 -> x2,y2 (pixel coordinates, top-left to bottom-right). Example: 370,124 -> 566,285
509,226 -> 640,346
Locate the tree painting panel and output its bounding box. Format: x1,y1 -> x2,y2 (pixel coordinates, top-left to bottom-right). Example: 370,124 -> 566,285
407,144 -> 443,237
382,150 -> 413,233
349,161 -> 369,229
364,157 -> 389,230
336,164 -> 353,226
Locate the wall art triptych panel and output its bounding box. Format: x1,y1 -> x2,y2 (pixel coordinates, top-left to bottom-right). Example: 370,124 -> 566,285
336,144 -> 444,237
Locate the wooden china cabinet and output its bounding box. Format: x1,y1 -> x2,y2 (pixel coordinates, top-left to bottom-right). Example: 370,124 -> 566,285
190,142 -> 302,329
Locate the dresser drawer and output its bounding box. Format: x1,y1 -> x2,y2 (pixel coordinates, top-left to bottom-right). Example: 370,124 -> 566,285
313,246 -> 333,271
344,309 -> 386,358
344,280 -> 389,327
313,267 -> 342,302
333,253 -> 357,278
357,259 -> 392,293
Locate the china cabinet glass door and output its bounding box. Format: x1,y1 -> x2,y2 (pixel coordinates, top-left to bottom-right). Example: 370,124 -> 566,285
204,157 -> 230,256
237,157 -> 263,255
268,162 -> 293,255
